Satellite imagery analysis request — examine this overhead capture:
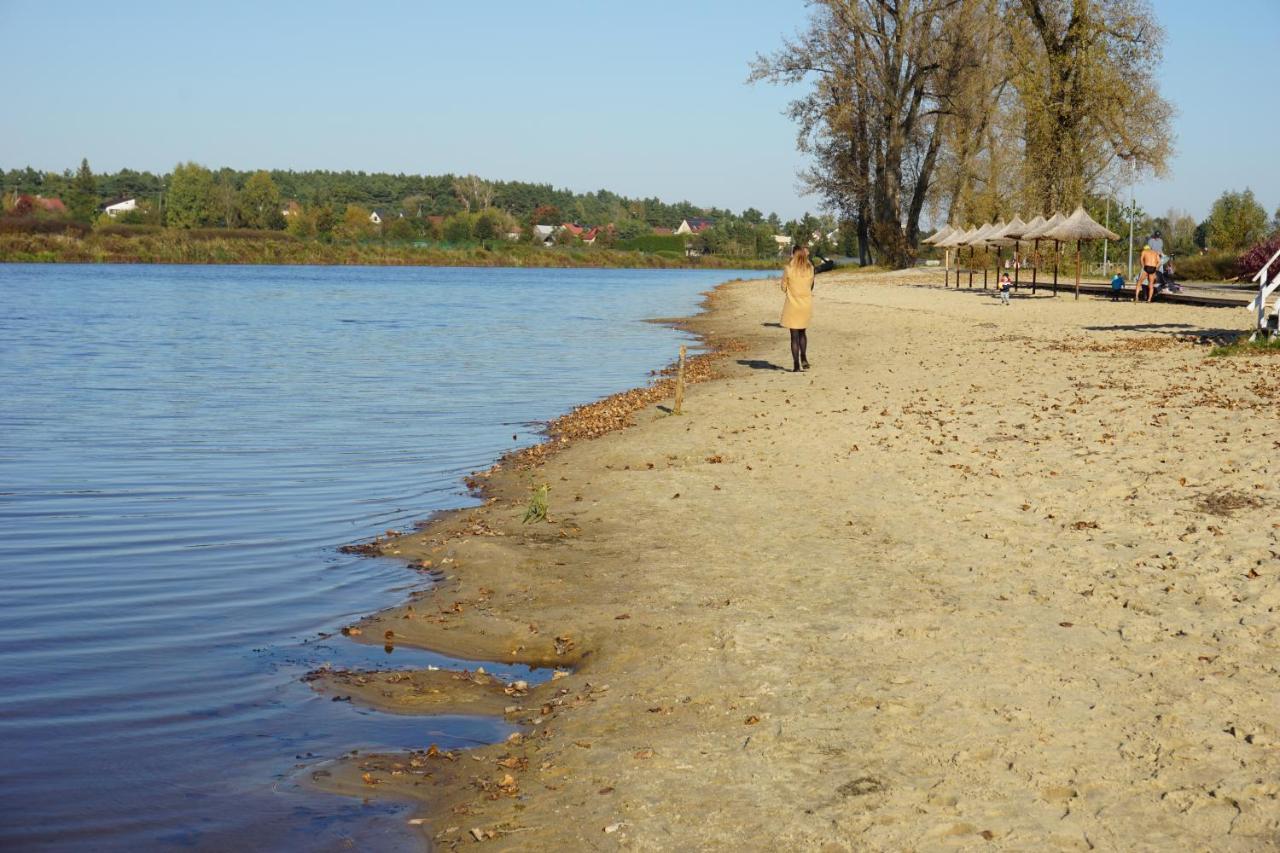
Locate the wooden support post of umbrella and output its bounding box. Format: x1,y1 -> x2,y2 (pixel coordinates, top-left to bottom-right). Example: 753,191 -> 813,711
986,223 -> 1006,289
942,226 -> 977,288
1042,206 -> 1121,300
1020,215 -> 1047,295
1024,213 -> 1067,297
990,217 -> 1030,293
967,222 -> 998,289
922,223 -> 956,287
946,226 -> 971,288
1053,239 -> 1061,296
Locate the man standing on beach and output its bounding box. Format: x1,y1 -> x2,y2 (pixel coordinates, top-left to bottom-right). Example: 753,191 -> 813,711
1136,244 -> 1161,303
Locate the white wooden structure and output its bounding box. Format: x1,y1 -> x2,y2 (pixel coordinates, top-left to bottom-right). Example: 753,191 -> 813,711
104,199 -> 137,217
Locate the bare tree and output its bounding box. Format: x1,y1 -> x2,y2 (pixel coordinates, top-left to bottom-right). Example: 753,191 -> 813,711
452,174 -> 495,213
752,0 -> 985,267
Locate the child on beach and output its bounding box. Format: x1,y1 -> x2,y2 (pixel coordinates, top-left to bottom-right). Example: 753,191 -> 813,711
1110,272 -> 1125,301
998,272 -> 1012,305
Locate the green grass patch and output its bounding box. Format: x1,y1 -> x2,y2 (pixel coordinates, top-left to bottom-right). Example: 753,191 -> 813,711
1208,335 -> 1280,357
616,234 -> 688,253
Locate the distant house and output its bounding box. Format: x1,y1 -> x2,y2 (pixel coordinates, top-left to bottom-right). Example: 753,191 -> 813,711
533,224 -> 557,245
561,222 -> 584,237
675,217 -> 714,235
280,200 -> 302,218
774,234 -> 793,249
506,225 -> 524,241
653,226 -> 674,236
581,227 -> 600,245
103,198 -> 138,217
369,209 -> 403,225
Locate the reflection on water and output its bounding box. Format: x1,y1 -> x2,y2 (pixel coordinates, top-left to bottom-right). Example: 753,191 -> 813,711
0,264 -> 769,850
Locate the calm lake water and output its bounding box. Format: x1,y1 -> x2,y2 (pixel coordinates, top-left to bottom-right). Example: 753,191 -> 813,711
0,263 -> 770,851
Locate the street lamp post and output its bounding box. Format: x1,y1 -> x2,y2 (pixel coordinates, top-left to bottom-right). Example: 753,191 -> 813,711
1103,196 -> 1110,275
1126,164 -> 1135,281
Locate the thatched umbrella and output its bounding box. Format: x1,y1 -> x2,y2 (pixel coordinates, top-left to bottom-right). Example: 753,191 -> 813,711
923,223 -> 955,244
962,219 -> 998,289
923,224 -> 957,284
989,216 -> 1031,291
1019,215 -> 1046,293
969,221 -> 1005,288
961,221 -> 990,287
1043,206 -> 1121,300
940,225 -> 978,287
1023,212 -> 1068,296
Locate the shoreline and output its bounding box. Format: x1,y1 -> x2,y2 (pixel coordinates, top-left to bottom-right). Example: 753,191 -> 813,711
306,277 -> 756,843
0,236 -> 777,271
311,269 -> 1280,849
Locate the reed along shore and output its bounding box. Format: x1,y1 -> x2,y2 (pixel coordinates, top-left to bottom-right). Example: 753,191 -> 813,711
311,269 -> 1280,850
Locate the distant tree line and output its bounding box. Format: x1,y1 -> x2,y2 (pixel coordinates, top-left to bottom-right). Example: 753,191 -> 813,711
1086,188 -> 1278,258
2,161 -> 851,260
0,162 -> 783,233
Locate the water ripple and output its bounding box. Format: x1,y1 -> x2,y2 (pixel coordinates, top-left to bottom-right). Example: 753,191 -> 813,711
0,263 -> 771,850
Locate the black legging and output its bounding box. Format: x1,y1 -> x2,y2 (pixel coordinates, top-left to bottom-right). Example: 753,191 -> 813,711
789,328 -> 808,370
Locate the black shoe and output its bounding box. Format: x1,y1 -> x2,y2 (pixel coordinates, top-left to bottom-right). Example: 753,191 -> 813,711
801,360 -> 810,370
792,366 -> 802,373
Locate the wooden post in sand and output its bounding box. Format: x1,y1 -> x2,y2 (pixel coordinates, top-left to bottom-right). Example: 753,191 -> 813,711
1031,240 -> 1039,295
674,345 -> 686,415
1074,240 -> 1082,300
1052,240 -> 1060,297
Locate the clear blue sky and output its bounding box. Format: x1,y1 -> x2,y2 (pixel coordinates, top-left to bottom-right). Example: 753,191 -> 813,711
1,0 -> 1274,224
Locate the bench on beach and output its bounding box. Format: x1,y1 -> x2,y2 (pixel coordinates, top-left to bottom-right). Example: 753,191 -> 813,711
945,264 -> 1070,296
945,267 -> 987,289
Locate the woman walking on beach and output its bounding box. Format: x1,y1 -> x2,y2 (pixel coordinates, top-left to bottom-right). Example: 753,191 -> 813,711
780,244 -> 815,372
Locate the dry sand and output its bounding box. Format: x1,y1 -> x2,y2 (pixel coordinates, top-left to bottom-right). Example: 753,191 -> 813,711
311,269 -> 1279,850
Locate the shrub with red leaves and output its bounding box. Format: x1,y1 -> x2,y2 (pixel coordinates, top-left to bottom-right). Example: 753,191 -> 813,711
1238,233 -> 1280,281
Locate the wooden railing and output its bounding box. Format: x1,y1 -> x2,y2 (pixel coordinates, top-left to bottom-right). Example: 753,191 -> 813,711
1247,247 -> 1280,338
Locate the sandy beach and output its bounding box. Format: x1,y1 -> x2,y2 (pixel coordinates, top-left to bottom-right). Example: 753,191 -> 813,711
311,269 -> 1280,850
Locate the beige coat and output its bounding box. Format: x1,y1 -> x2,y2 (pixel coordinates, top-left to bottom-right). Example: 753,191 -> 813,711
780,262 -> 815,329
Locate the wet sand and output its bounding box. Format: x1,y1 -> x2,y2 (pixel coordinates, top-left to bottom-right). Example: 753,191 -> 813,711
312,269 -> 1280,850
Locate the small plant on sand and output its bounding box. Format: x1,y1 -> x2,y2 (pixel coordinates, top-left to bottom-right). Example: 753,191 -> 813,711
1193,488 -> 1264,517
1208,335 -> 1280,357
523,483 -> 550,523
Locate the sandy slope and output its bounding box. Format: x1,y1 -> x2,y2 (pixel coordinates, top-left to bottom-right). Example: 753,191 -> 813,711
313,269 -> 1279,851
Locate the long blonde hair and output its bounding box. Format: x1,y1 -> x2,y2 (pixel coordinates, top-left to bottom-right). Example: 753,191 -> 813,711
787,244 -> 813,274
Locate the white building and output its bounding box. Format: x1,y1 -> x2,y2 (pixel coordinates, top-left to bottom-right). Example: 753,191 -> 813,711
104,198 -> 138,217
674,217 -> 714,236
369,209 -> 405,225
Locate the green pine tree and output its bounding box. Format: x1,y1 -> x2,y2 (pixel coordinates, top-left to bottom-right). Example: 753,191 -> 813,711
67,158 -> 98,223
